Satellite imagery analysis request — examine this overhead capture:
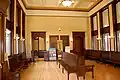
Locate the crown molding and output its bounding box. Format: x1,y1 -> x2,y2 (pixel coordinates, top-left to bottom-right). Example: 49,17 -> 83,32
26,10 -> 89,17
21,0 -> 102,12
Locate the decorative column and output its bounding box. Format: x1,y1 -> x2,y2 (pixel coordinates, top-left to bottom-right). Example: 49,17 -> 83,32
97,12 -> 101,50
87,17 -> 92,49
13,0 -> 17,54
109,4 -> 115,51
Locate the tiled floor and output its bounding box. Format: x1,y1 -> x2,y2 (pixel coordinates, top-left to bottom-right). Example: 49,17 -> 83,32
20,60 -> 120,80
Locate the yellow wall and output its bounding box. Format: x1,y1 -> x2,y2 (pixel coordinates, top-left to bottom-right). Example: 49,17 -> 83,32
25,16 -> 89,57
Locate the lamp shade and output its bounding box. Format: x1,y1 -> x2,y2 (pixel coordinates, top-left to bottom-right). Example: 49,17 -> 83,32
62,0 -> 72,7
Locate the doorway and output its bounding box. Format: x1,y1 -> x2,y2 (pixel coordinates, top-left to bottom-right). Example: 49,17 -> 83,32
32,32 -> 46,58
73,32 -> 85,56
60,35 -> 69,52
49,35 -> 59,48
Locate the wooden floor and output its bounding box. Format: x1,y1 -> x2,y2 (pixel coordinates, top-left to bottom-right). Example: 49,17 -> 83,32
20,60 -> 120,80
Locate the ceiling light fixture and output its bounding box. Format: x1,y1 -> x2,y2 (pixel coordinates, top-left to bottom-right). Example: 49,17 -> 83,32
62,0 -> 73,7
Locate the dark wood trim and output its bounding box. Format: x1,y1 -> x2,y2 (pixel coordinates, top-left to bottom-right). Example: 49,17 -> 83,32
38,37 -> 39,51
22,11 -> 25,38
92,30 -> 98,36
10,0 -> 14,55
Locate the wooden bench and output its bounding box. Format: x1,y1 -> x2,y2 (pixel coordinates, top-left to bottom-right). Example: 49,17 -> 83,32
8,53 -> 30,80
88,50 -> 101,62
109,52 -> 120,67
58,52 -> 94,80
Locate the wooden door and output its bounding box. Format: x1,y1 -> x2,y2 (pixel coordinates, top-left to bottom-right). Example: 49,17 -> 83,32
73,32 -> 85,56
50,36 -> 59,48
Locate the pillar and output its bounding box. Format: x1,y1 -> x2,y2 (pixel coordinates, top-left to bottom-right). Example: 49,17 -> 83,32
109,4 -> 115,51
87,17 -> 92,49
13,0 -> 17,54
97,12 -> 101,50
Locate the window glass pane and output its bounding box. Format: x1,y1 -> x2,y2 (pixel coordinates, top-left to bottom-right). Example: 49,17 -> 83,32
6,29 -> 11,56
102,33 -> 110,51
102,9 -> 109,27
115,32 -> 117,52
93,16 -> 97,31
22,40 -> 25,53
117,30 -> 120,52
16,7 -> 18,26
92,36 -> 98,50
116,2 -> 120,23
16,34 -> 19,54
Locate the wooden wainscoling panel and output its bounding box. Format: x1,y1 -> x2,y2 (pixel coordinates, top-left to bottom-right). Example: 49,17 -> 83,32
72,32 -> 85,56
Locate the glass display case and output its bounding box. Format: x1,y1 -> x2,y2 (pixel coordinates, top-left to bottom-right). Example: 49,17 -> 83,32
48,48 -> 57,61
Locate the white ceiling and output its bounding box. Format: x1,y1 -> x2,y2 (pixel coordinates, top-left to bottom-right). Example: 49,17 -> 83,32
22,0 -> 102,11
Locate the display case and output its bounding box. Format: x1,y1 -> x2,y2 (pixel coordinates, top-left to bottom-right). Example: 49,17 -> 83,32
49,48 -> 57,61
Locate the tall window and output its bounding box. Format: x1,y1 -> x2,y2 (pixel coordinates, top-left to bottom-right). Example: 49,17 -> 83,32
116,2 -> 120,23
101,8 -> 110,51
93,16 -> 97,31
6,29 -> 11,56
116,2 -> 120,51
16,34 -> 19,54
117,31 -> 120,52
102,33 -> 110,51
92,36 -> 98,50
102,9 -> 109,27
91,14 -> 98,50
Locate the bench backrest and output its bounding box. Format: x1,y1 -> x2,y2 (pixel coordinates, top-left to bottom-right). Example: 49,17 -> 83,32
62,52 -> 85,67
62,52 -> 77,67
76,56 -> 86,77
9,55 -> 19,72
62,52 -> 86,77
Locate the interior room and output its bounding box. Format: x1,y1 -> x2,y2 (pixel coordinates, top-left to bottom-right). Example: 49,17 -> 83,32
0,0 -> 120,80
